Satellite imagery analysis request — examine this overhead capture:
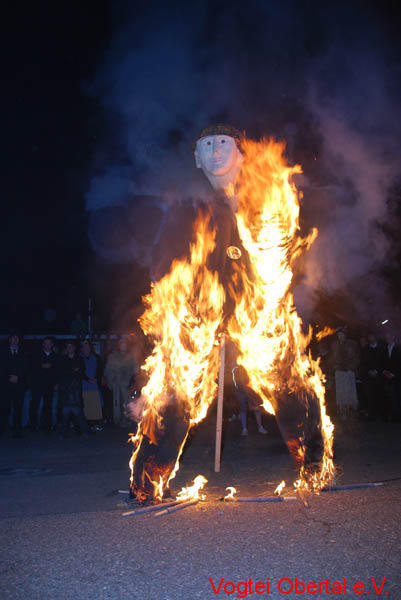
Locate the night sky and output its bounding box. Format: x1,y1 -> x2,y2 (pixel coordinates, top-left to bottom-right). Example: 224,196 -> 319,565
3,1 -> 111,332
3,1 -> 401,333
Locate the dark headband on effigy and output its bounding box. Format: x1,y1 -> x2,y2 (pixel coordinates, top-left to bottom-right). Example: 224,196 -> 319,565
193,123 -> 243,151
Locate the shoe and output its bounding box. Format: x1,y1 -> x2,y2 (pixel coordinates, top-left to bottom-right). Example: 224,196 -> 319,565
258,426 -> 268,434
241,428 -> 248,436
228,414 -> 238,422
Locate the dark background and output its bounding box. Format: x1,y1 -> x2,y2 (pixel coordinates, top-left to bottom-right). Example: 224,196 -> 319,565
2,1 -> 112,332
2,0 -> 401,334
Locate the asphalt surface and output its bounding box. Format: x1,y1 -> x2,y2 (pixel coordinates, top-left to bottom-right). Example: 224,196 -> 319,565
0,412 -> 400,600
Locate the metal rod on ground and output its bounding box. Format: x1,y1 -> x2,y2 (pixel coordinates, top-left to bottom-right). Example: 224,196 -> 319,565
214,335 -> 226,473
154,499 -> 199,517
122,500 -> 181,517
226,496 -> 297,503
118,490 -> 129,494
322,482 -> 383,492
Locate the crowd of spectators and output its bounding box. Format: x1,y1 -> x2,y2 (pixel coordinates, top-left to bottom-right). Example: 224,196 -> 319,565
0,333 -> 137,439
317,325 -> 401,422
1,323 -> 400,441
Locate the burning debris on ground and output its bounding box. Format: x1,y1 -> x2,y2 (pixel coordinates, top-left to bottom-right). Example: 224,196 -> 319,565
119,479 -> 387,516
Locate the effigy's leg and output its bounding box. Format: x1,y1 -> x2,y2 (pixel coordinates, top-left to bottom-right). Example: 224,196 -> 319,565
229,313 -> 332,487
274,386 -> 324,468
128,212 -> 225,503
130,400 -> 191,503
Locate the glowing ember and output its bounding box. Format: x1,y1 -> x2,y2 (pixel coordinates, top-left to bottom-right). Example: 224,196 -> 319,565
316,326 -> 336,342
150,475 -> 163,501
224,486 -> 237,500
176,475 -> 208,501
274,480 -> 286,496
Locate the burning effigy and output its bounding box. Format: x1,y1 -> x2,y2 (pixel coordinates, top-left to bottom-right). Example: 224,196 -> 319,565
128,125 -> 335,504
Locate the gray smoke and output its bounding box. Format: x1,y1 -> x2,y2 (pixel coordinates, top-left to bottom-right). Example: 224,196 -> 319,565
85,0 -> 401,325
294,44 -> 401,323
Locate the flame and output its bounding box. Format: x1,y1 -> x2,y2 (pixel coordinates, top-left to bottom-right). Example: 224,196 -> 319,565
151,475 -> 164,501
129,213 -> 224,500
224,486 -> 237,500
138,212 -> 224,434
129,137 -> 335,500
176,475 -> 208,501
316,326 -> 336,342
226,138 -> 335,491
274,480 -> 286,496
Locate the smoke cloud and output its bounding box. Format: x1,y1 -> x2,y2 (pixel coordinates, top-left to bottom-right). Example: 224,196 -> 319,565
86,0 -> 401,327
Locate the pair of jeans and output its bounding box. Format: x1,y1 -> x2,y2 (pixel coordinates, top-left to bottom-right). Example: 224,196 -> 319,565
59,405 -> 89,436
0,384 -> 25,435
30,384 -> 55,430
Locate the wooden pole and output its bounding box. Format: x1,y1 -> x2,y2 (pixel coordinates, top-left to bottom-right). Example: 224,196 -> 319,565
214,335 -> 226,473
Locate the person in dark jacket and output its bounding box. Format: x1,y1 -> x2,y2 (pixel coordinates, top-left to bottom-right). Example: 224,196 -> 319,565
30,337 -> 59,432
328,328 -> 360,417
58,341 -> 90,438
81,339 -> 103,428
361,333 -> 385,420
381,328 -> 401,421
0,333 -> 28,437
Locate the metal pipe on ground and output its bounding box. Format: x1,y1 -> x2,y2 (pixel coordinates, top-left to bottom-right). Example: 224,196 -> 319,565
225,496 -> 297,503
322,482 -> 383,492
122,500 -> 181,517
154,499 -> 199,517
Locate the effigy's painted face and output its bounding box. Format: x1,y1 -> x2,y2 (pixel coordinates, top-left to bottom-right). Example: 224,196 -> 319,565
194,134 -> 243,191
195,135 -> 239,176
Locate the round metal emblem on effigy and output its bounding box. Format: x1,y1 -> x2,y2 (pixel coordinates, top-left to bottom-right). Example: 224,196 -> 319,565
226,246 -> 242,260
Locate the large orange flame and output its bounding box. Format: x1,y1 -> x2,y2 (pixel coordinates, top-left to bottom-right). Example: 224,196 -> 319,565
139,213 -> 224,433
129,137 -> 334,501
129,212 -> 224,500
227,138 -> 334,490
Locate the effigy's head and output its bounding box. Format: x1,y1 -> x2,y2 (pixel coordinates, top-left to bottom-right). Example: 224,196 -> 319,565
193,124 -> 243,190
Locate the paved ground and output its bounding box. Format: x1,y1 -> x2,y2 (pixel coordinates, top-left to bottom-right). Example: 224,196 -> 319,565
0,413 -> 400,600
